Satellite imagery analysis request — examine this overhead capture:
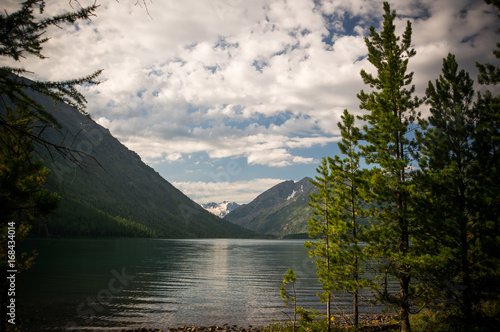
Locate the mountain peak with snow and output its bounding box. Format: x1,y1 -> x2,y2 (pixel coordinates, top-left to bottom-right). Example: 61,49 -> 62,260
202,201 -> 241,218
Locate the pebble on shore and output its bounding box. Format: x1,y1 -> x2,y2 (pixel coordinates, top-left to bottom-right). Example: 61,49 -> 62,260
40,313 -> 395,331
116,325 -> 264,332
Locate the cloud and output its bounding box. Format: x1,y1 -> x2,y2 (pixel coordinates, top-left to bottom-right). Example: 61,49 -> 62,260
119,129 -> 336,167
2,0 -> 499,201
172,178 -> 286,204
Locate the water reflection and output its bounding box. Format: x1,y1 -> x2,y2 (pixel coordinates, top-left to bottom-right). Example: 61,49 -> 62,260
17,238 -> 389,329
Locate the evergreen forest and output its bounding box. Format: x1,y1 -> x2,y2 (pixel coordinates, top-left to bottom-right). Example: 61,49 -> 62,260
276,2 -> 500,332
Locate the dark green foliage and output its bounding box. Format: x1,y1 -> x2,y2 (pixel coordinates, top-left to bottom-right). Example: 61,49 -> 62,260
0,109 -> 61,222
415,53 -> 500,323
329,110 -> 372,328
0,106 -> 61,331
294,2 -> 499,331
411,0 -> 500,327
356,3 -> 423,331
357,2 -> 421,168
38,197 -> 157,238
280,268 -> 298,330
306,110 -> 372,329
306,157 -> 335,325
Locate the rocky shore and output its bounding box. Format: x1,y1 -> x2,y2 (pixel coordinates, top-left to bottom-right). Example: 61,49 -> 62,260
55,326 -> 263,332
165,325 -> 264,332
39,313 -> 396,331
124,313 -> 396,331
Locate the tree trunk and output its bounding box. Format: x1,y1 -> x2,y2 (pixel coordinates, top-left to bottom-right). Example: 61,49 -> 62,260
327,293 -> 331,332
396,130 -> 411,332
399,206 -> 412,332
353,200 -> 359,329
460,220 -> 472,322
354,289 -> 359,329
325,183 -> 331,332
399,217 -> 411,332
400,272 -> 411,332
292,282 -> 297,332
458,183 -> 472,321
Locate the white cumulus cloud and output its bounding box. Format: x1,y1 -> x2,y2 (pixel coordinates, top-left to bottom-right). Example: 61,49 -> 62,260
2,0 -> 499,202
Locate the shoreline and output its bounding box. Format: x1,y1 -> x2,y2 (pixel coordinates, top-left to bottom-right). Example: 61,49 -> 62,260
35,313 -> 395,332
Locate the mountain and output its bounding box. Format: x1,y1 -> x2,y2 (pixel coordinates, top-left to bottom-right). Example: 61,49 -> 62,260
202,201 -> 240,218
5,84 -> 253,238
224,177 -> 315,236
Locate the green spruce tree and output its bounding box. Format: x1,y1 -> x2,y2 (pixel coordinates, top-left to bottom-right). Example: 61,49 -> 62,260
280,268 -> 298,331
416,53 -> 500,325
328,110 -> 371,329
356,2 -> 422,331
306,157 -> 335,329
306,110 -> 371,330
475,0 -> 500,228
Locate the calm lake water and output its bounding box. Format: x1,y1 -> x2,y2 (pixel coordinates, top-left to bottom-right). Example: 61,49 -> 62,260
17,238 -> 383,329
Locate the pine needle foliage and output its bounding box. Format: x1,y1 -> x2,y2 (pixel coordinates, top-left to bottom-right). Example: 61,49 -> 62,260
415,53 -> 500,324
307,157 -> 335,328
356,2 -> 423,331
306,110 -> 373,330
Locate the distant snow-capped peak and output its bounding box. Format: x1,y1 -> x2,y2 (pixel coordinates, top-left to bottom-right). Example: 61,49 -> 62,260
202,201 -> 240,218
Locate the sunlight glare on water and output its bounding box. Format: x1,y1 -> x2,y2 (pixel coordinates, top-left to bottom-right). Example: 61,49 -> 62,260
18,238 -> 389,329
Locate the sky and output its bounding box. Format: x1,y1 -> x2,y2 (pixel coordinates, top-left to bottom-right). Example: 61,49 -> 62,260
2,0 -> 499,204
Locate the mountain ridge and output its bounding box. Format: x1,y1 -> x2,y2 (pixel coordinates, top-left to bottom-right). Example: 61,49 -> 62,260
7,84 -> 254,238
224,177 -> 315,236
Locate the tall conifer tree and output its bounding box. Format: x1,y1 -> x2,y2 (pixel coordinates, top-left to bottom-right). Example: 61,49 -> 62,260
416,53 -> 500,324
329,110 -> 371,329
307,110 -> 371,330
307,157 -> 335,329
357,3 -> 421,331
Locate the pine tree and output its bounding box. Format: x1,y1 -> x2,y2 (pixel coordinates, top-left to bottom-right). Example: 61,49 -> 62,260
473,1 -> 500,318
416,53 -> 500,324
329,110 -> 371,329
280,268 -> 298,331
475,0 -> 500,222
306,157 -> 335,329
306,110 -> 371,330
356,3 -> 422,331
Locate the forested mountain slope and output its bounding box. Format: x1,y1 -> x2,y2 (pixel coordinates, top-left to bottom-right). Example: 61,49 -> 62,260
12,86 -> 253,238
225,177 -> 314,236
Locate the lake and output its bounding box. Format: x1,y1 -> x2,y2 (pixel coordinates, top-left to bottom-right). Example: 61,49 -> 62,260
17,238 -> 384,329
